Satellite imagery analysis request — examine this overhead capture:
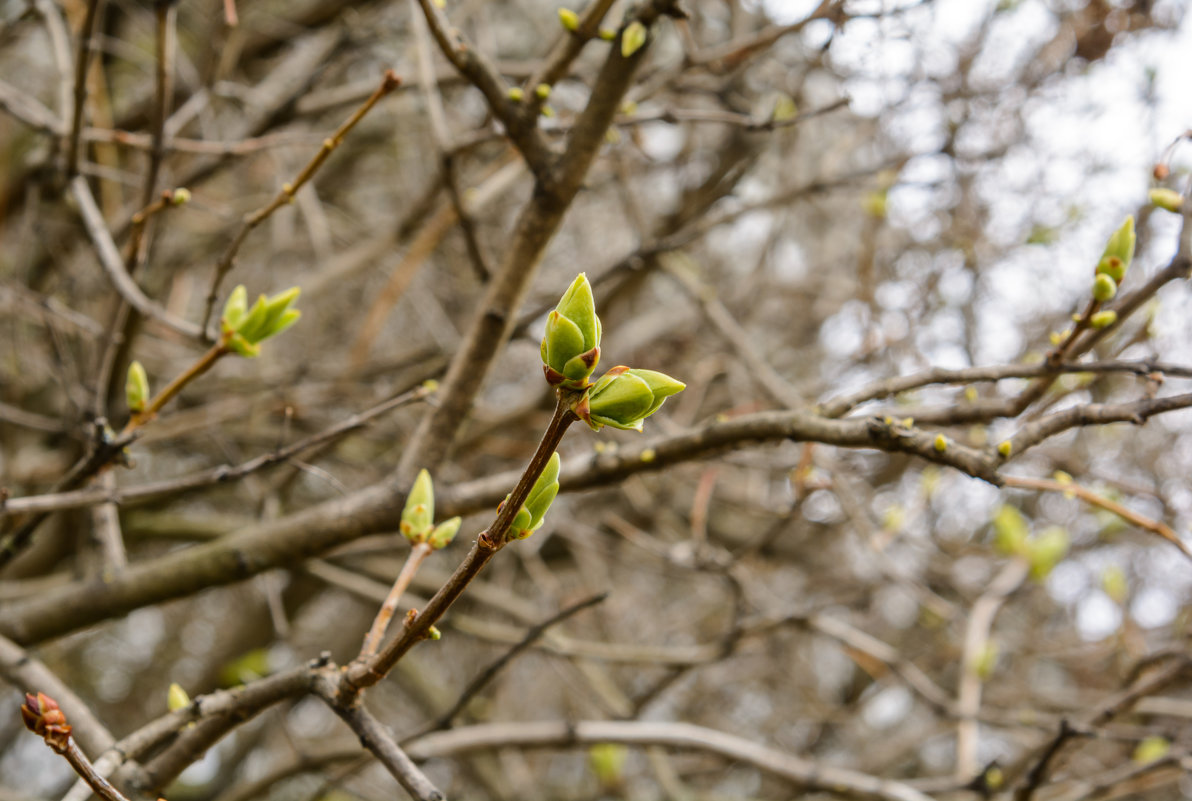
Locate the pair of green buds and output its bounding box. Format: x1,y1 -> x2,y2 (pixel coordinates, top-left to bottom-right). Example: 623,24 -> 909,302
221,285 -> 302,358
401,469 -> 462,549
541,273 -> 685,432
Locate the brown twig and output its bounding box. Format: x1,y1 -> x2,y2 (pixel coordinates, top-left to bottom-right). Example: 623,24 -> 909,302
359,541 -> 434,657
200,70 -> 402,335
65,0 -> 103,177
1003,475 -> 1192,561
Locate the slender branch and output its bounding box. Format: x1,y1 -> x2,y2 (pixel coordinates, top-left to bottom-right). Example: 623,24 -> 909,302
1003,475 -> 1192,561
404,719 -> 936,801
421,592 -> 608,733
1005,392 -> 1192,456
200,70 -> 401,334
65,0 -> 103,177
1,385 -> 432,517
360,542 -> 434,657
70,175 -> 204,340
413,0 -> 553,176
347,393 -> 577,690
312,676 -> 445,801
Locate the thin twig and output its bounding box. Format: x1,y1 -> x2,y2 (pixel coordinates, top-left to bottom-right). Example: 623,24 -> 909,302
422,592 -> 608,733
200,70 -> 401,334
360,541 -> 434,657
65,0 -> 103,177
1003,475 -> 1192,561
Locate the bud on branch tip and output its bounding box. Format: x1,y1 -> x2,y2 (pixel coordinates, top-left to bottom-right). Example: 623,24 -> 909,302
541,273 -> 601,389
579,366 -> 686,432
220,285 -> 302,357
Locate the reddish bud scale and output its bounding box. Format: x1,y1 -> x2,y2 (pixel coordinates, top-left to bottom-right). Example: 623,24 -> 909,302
21,692 -> 72,753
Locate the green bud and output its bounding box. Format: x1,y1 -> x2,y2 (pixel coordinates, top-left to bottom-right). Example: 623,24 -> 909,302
535,83 -> 552,100
1090,310 -> 1117,329
506,452 -> 561,541
401,469 -> 435,542
223,286 -> 301,357
598,27 -> 616,41
1101,565 -> 1128,604
507,86 -> 524,102
126,360 -> 150,414
171,187 -> 191,205
580,366 -> 685,432
933,434 -> 948,452
540,104 -> 555,118
541,273 -> 601,388
971,640 -> 998,680
1148,187 -> 1183,213
221,285 -> 248,331
621,21 -> 647,58
1092,273 -> 1117,302
1133,736 -> 1170,764
167,682 -> 190,712
427,625 -> 441,641
772,94 -> 798,122
992,505 -> 1028,556
997,440 -> 1012,458
1028,526 -> 1069,581
428,516 -> 461,550
1095,215 -> 1135,284
558,7 -> 579,32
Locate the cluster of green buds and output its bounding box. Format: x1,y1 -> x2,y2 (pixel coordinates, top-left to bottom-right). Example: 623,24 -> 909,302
401,469 -> 462,549
220,285 -> 302,357
502,452 -> 561,541
540,273 -> 684,432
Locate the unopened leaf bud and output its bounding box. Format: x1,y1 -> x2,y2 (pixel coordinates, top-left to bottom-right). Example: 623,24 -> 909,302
541,273 -> 601,389
581,366 -> 685,432
1028,526 -> 1069,581
1090,310 -> 1117,329
427,625 -> 441,641
401,469 -> 435,542
536,83 -> 551,100
933,434 -> 948,452
1092,273 -> 1117,302
506,453 -> 561,541
1149,187 -> 1183,213
557,7 -> 579,32
598,27 -> 616,41
1095,215 -> 1135,284
997,440 -> 1012,458
507,86 -> 524,101
167,682 -> 190,711
126,360 -> 150,414
428,516 -> 461,549
621,21 -> 647,58
171,187 -> 191,205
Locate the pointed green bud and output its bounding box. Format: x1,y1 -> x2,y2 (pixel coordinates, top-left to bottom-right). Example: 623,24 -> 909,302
582,366 -> 685,432
933,434 -> 948,452
1149,187 -> 1183,213
507,452 -> 561,541
1090,310 -> 1117,329
507,86 -> 524,102
428,517 -> 461,550
536,83 -> 552,100
427,625 -> 441,641
997,440 -> 1013,458
167,682 -> 190,711
621,21 -> 647,58
1092,273 -> 1117,302
126,361 -> 149,414
558,7 -> 579,32
401,469 -> 435,542
1095,216 -> 1135,284
541,273 -> 601,388
598,27 -> 616,41
221,285 -> 248,331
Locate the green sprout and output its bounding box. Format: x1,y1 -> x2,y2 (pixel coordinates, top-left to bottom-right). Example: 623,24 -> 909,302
220,285 -> 302,357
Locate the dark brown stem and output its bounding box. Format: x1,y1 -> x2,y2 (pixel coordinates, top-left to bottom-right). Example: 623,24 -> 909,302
347,391 -> 576,689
